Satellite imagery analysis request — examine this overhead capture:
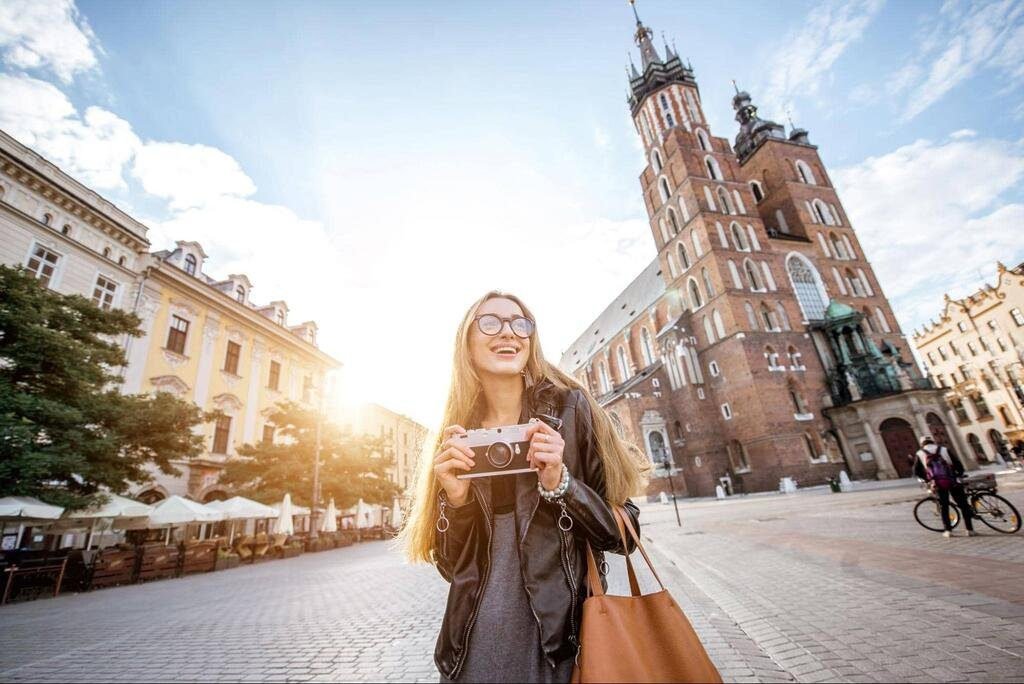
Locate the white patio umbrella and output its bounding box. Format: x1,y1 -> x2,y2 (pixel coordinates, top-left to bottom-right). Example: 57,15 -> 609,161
58,494 -> 153,549
355,498 -> 371,529
320,498 -> 338,533
148,496 -> 225,544
390,498 -> 404,528
273,494 -> 294,535
0,496 -> 64,520
0,496 -> 64,550
207,496 -> 279,542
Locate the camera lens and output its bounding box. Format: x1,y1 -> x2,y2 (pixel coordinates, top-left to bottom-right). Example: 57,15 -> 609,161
486,442 -> 513,469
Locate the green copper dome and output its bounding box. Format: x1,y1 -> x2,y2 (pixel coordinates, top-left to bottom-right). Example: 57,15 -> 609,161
824,300 -> 856,320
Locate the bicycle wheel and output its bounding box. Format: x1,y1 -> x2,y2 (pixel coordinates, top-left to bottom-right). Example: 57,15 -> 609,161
972,493 -> 1022,533
914,497 -> 960,532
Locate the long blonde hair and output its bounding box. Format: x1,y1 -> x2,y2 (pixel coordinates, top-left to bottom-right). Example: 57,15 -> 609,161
399,290 -> 649,564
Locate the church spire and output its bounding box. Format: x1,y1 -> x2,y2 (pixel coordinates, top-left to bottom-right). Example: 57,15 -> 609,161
629,0 -> 662,68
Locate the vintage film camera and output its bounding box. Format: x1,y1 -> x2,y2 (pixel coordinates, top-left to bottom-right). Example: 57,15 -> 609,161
454,423 -> 534,479
453,414 -> 563,479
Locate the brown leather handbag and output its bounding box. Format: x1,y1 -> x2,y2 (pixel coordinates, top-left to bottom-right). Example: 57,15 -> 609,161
571,507 -> 722,683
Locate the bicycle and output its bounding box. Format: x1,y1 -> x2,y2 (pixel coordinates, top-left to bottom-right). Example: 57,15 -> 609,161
913,472 -> 1021,534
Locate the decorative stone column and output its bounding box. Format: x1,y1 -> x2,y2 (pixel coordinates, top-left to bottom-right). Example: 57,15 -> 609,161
193,317 -> 220,408
862,419 -> 897,479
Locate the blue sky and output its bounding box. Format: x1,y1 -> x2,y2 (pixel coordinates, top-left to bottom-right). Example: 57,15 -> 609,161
1,0 -> 1022,426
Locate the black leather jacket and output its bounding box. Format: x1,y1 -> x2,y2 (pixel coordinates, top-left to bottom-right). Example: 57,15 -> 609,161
432,382 -> 641,680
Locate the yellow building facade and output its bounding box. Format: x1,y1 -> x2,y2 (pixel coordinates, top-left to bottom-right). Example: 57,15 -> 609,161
912,262 -> 1024,463
122,241 -> 341,501
347,404 -> 429,495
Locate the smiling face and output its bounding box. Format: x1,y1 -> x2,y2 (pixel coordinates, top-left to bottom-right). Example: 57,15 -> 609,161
468,296 -> 532,379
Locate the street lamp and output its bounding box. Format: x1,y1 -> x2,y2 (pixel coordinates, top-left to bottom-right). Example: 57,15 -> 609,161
309,375 -> 326,540
657,450 -> 682,528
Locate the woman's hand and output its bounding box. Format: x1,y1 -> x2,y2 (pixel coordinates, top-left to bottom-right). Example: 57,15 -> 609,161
527,419 -> 565,491
434,425 -> 474,506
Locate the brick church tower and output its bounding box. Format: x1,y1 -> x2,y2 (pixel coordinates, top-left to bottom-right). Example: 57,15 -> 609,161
559,4 -> 960,496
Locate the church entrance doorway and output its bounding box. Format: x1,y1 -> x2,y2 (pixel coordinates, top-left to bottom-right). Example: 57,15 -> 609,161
880,417 -> 916,478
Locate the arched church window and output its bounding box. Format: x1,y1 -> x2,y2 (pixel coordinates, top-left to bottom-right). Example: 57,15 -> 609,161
641,327 -> 655,366
616,346 -> 631,382
846,268 -> 866,297
704,156 -> 723,181
829,232 -> 848,259
651,149 -> 663,172
776,302 -> 791,330
761,303 -> 778,331
688,278 -> 704,310
730,222 -> 749,251
749,181 -> 764,202
678,242 -> 691,270
786,255 -> 828,321
812,199 -> 835,226
696,129 -> 711,152
667,207 -> 680,234
702,267 -> 716,297
796,160 -> 817,185
713,309 -> 726,338
659,177 -> 671,203
744,259 -> 764,291
703,315 -> 715,344
716,186 -> 734,214
746,301 -> 759,330
659,93 -> 675,128
236,285 -> 246,303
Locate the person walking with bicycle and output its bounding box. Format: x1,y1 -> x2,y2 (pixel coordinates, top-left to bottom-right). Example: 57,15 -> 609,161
914,436 -> 976,538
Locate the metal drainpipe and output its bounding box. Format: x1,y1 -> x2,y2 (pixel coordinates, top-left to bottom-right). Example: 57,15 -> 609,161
118,263 -> 151,387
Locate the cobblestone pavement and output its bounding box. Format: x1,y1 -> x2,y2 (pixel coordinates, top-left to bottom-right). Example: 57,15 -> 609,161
1,472 -> 1022,682
640,468 -> 1024,683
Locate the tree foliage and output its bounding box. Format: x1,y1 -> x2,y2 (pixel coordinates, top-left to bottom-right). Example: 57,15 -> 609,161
0,266 -> 211,509
220,401 -> 401,509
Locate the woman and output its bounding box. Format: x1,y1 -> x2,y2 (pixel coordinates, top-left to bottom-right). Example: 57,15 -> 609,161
400,291 -> 648,683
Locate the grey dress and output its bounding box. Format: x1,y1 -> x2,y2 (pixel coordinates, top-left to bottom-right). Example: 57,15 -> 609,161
440,511 -> 575,684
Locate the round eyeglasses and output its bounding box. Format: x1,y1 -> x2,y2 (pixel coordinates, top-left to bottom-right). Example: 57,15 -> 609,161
474,314 -> 535,339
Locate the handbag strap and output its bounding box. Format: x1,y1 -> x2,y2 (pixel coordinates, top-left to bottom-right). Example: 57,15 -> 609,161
583,505 -> 645,598
612,505 -> 642,596
613,506 -> 666,591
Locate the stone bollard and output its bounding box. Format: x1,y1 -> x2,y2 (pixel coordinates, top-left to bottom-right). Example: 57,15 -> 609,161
839,470 -> 853,492
715,484 -> 726,500
659,491 -> 669,505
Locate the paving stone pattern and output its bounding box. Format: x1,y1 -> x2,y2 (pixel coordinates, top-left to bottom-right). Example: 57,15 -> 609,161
2,473 -> 1023,682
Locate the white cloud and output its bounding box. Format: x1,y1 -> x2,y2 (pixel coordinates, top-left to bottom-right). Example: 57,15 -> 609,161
758,0 -> 885,119
132,142 -> 257,210
893,0 -> 1024,121
0,0 -> 100,83
833,133 -> 1024,331
949,129 -> 977,139
0,73 -> 138,190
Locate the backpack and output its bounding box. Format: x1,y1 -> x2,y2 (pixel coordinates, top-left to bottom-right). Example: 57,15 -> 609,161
925,448 -> 956,490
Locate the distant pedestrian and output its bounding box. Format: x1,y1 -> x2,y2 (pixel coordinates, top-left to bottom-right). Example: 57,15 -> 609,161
914,436 -> 976,538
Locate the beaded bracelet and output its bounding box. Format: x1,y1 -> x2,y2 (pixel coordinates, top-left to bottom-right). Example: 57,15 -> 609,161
537,463 -> 570,500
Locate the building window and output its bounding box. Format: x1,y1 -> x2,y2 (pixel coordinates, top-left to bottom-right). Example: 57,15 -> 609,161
709,360 -> 720,377
184,254 -> 197,276
640,327 -> 655,366
651,149 -> 663,172
667,207 -> 680,234
761,304 -> 778,331
812,199 -> 835,225
677,242 -> 691,270
92,275 -> 118,310
746,301 -> 759,330
102,247 -> 111,258
730,222 -> 749,251
688,278 -> 704,309
790,388 -> 809,414
786,256 -> 827,321
26,245 -> 60,287
599,361 -> 611,394
1012,308 -> 1024,327
721,403 -> 733,420
829,233 -> 849,259
212,416 -> 232,454
749,181 -> 764,202
61,224 -> 71,236
803,434 -> 820,461
795,160 -> 817,185
42,212 -> 53,226
997,338 -> 1008,352
166,315 -> 189,355
950,341 -> 960,356
727,439 -> 749,470
716,186 -> 734,214
702,267 -> 716,297
951,398 -> 969,423
704,156 -> 723,181
971,393 -> 992,418
617,346 -> 631,382
696,129 -> 711,152
118,256 -> 126,266
744,259 -> 764,291
846,268 -> 866,297
224,341 -> 241,375
999,406 -> 1016,426
262,424 -> 275,444
787,345 -> 804,369
967,341 -> 979,357
957,321 -> 968,332
765,345 -> 780,369
236,286 -> 245,303
302,375 -> 313,403
268,360 -> 281,390
703,316 -> 716,344
659,177 -> 671,203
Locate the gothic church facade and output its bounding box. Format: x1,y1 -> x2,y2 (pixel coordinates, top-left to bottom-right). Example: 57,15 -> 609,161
559,9 -> 959,497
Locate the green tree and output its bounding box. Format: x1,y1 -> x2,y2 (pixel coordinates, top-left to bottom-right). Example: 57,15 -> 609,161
221,401 -> 400,509
0,265 -> 211,509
